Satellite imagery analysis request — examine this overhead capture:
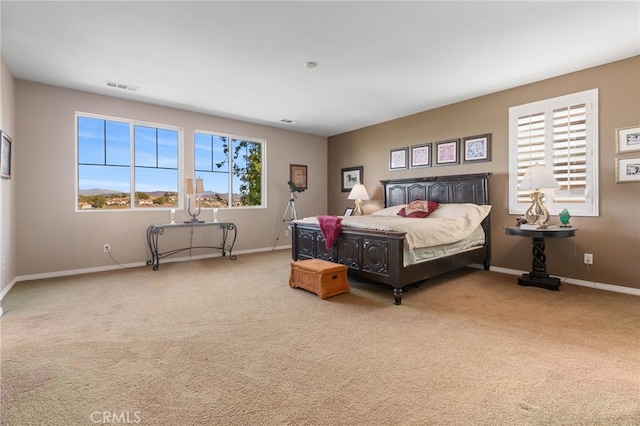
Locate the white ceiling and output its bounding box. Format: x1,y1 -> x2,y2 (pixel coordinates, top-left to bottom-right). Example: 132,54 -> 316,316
2,1 -> 639,137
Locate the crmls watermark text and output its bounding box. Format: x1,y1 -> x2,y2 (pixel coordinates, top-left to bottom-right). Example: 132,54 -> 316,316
90,411 -> 141,424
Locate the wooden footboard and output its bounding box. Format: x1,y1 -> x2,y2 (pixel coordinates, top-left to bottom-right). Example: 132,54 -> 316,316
292,224 -> 405,284
291,173 -> 492,304
291,222 -> 489,304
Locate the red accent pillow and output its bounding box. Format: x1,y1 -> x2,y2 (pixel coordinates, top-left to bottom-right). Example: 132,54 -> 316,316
397,200 -> 439,218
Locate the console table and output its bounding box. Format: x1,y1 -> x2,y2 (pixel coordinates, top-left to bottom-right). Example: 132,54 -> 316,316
146,221 -> 237,270
505,226 -> 576,290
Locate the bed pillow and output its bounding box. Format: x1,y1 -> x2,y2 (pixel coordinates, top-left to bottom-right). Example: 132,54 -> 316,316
427,203 -> 492,220
370,205 -> 406,216
397,200 -> 439,218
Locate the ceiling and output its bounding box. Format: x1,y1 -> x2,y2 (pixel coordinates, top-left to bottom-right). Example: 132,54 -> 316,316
2,1 -> 639,137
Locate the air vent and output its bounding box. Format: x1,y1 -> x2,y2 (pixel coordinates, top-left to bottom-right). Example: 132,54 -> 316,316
280,119 -> 298,124
106,80 -> 138,92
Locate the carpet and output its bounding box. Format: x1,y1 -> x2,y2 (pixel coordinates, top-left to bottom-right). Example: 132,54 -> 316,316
1,250 -> 638,425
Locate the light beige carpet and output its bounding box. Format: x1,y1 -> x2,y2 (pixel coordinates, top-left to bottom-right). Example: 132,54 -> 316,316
1,250 -> 639,425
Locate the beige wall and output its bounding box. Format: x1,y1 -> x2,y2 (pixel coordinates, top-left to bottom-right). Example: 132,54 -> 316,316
328,56 -> 640,290
14,81 -> 328,277
0,58 -> 17,298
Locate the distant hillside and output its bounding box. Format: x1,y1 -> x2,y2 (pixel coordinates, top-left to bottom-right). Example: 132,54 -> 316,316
79,188 -> 122,196
79,189 -> 234,198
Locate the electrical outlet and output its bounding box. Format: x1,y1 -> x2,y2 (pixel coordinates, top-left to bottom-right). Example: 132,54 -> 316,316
103,244 -> 111,253
584,253 -> 593,265
285,229 -> 290,237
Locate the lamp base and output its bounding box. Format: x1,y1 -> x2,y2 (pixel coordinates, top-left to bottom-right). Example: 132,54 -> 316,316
352,199 -> 364,216
525,191 -> 550,228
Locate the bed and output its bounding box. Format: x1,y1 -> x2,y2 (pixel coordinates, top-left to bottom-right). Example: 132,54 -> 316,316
291,173 -> 492,304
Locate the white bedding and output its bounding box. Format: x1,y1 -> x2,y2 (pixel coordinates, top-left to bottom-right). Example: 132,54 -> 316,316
295,203 -> 491,251
405,225 -> 486,266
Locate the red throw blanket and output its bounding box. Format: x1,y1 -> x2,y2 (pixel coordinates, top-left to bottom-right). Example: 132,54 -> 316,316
317,215 -> 342,250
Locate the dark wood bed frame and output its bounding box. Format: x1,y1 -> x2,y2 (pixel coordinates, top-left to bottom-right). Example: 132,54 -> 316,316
291,173 -> 492,304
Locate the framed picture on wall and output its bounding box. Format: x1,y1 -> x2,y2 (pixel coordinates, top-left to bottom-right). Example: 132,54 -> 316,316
289,164 -> 308,190
410,143 -> 432,168
462,134 -> 491,163
616,156 -> 640,183
389,147 -> 408,170
1,131 -> 12,179
341,166 -> 363,192
435,139 -> 459,166
616,125 -> 640,154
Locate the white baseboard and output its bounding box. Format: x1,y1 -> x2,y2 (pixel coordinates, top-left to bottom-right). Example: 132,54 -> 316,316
1,250 -> 635,304
0,276 -> 18,303
5,245 -> 293,299
488,266 -> 640,297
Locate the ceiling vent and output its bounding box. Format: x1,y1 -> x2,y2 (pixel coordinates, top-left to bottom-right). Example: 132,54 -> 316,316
280,119 -> 297,124
106,80 -> 138,92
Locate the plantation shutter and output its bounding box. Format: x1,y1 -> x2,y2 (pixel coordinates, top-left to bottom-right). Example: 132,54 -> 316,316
552,104 -> 588,202
509,89 -> 598,217
516,112 -> 546,203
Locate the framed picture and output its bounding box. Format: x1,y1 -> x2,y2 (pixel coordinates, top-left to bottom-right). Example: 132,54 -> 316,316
389,147 -> 408,170
462,133 -> 491,163
289,164 -> 307,190
343,207 -> 354,216
1,131 -> 12,179
615,156 -> 640,183
341,166 -> 363,192
435,138 -> 460,166
410,143 -> 432,168
616,125 -> 640,154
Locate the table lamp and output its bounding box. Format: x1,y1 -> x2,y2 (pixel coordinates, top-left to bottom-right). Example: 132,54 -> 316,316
518,164 -> 560,228
185,177 -> 205,223
348,183 -> 369,216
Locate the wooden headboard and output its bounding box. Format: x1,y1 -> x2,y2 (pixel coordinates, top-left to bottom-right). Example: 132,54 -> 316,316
381,173 -> 492,207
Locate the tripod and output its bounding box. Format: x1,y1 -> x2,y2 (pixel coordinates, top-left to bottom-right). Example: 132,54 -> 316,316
282,190 -> 298,222
273,190 -> 298,249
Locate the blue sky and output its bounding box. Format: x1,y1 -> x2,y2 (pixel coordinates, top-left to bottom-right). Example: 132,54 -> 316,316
78,117 -> 243,194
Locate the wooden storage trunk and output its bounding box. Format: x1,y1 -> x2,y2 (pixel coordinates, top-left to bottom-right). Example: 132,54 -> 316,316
290,259 -> 349,299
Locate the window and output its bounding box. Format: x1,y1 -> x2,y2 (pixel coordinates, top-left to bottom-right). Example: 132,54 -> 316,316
509,89 -> 598,217
194,131 -> 264,208
77,113 -> 181,210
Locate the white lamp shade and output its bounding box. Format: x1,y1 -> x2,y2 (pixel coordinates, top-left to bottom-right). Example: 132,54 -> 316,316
195,178 -> 205,194
348,184 -> 370,201
519,164 -> 560,191
185,177 -> 194,194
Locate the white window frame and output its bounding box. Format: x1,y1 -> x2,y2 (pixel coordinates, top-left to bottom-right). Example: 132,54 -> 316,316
509,89 -> 599,217
194,130 -> 266,209
76,112 -> 184,211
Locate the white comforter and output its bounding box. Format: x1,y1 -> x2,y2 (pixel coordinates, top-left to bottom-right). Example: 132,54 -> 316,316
294,203 -> 491,250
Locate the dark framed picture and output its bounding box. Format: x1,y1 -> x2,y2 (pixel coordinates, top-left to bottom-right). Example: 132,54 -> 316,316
343,207 -> 354,216
1,131 -> 12,179
341,166 -> 363,192
389,147 -> 408,170
410,143 -> 432,168
435,139 -> 460,166
289,164 -> 307,190
462,133 -> 492,163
